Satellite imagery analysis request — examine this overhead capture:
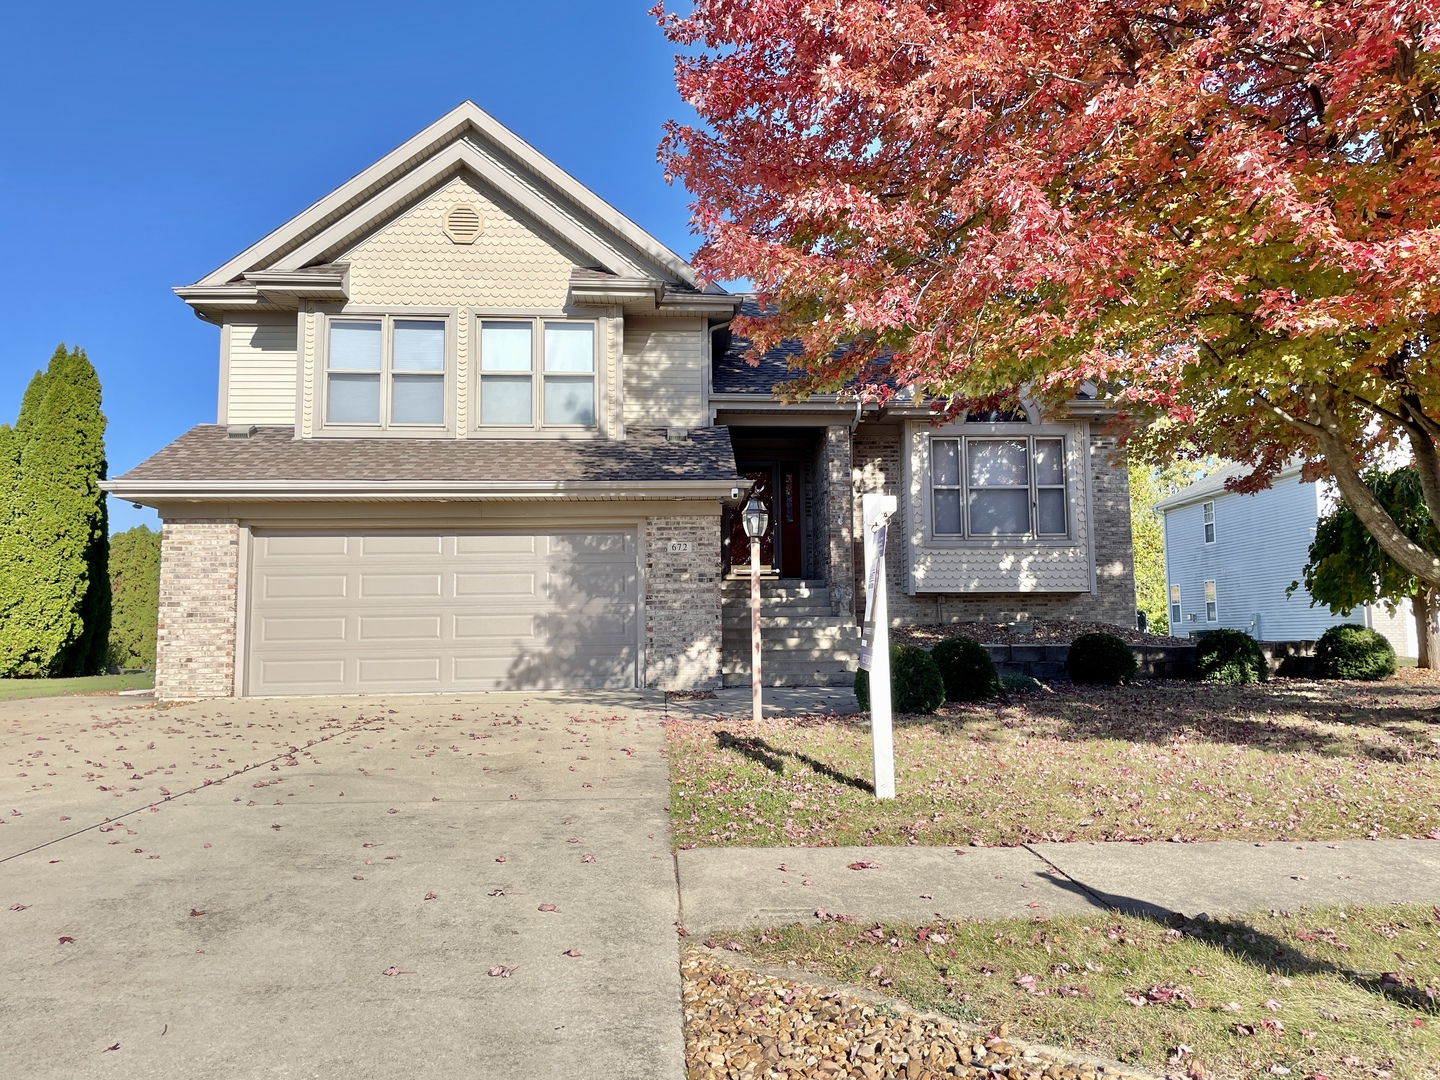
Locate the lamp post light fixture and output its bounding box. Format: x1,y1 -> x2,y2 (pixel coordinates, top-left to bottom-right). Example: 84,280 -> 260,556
740,495 -> 770,723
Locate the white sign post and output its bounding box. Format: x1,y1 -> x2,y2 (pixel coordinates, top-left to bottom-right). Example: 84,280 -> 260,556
860,493 -> 897,800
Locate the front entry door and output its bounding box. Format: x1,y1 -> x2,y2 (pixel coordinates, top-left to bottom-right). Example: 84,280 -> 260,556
730,469 -> 775,571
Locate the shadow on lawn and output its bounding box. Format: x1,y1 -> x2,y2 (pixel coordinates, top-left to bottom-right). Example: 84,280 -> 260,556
926,678 -> 1440,764
715,730 -> 872,792
1042,868 -> 1440,1016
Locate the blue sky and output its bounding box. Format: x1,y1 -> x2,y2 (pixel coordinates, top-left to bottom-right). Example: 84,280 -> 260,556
0,1 -> 701,533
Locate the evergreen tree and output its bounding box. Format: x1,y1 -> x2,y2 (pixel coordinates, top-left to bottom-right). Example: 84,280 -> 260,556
1297,468 -> 1438,668
0,345 -> 109,676
107,526 -> 160,671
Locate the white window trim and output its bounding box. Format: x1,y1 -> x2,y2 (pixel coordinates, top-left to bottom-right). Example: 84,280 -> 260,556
1204,580 -> 1218,622
317,310 -> 456,437
1202,500 -> 1216,544
469,313 -> 601,436
925,431 -> 1074,544
1169,583 -> 1181,626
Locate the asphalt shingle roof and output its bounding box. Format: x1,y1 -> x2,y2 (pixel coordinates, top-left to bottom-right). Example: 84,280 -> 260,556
711,299 -> 812,396
115,425 -> 740,485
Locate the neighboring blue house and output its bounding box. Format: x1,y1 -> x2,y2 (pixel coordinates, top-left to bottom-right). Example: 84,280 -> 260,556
1156,463 -> 1416,655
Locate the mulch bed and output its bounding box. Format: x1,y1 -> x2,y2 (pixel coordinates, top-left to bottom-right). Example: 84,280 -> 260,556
894,621 -> 1189,650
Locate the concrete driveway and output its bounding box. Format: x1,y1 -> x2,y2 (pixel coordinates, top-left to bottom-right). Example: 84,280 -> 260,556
0,691 -> 682,1079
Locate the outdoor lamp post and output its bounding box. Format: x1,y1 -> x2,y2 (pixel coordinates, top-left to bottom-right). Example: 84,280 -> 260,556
740,495 -> 769,723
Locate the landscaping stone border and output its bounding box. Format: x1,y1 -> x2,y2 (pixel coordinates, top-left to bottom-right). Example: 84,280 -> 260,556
981,640 -> 1319,682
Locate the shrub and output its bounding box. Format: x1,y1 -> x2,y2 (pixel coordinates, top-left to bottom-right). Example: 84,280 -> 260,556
1314,624 -> 1397,681
999,672 -> 1044,693
854,643 -> 946,715
1195,628 -> 1269,685
1065,632 -> 1138,685
930,637 -> 998,701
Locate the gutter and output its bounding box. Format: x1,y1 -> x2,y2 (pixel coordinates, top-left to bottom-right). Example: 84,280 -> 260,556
100,477 -> 744,504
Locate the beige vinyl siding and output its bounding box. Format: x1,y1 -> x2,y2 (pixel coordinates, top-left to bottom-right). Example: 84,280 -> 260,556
226,315 -> 298,426
622,317 -> 706,428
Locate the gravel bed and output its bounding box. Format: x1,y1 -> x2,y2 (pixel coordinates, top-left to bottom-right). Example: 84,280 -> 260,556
682,948 -> 1158,1080
894,621 -> 1189,650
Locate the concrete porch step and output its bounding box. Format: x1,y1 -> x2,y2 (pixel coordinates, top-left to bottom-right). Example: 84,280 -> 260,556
722,615 -> 856,630
722,669 -> 857,688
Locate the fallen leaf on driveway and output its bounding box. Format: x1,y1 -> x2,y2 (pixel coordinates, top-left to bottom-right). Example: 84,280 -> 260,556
386,808 -> 399,815
847,861 -> 880,870
8,904 -> 28,911
102,1043 -> 120,1052
562,949 -> 582,957
381,966 -> 415,977
495,855 -> 506,863
58,936 -> 75,944
538,903 -> 558,912
581,853 -> 595,863
487,965 -> 516,977
189,909 -> 206,917
488,888 -> 506,897
423,892 -> 438,901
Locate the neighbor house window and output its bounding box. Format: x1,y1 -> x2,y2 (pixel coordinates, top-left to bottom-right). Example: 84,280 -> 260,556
325,316 -> 447,428
1204,580 -> 1218,621
1170,584 -> 1181,626
478,319 -> 595,428
1202,501 -> 1216,543
930,436 -> 1068,538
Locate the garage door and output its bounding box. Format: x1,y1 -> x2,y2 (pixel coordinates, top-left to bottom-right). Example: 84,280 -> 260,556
246,530 -> 638,696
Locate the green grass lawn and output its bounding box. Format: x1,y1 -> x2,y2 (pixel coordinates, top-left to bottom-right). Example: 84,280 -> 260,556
667,670 -> 1440,848
721,904 -> 1440,1080
0,672 -> 153,702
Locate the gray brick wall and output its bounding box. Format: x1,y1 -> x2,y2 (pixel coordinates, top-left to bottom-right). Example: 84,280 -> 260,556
842,425 -> 1137,629
821,426 -> 855,616
156,519 -> 239,700
644,515 -> 723,689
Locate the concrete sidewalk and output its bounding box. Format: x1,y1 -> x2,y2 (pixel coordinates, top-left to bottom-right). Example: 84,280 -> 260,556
675,839 -> 1440,934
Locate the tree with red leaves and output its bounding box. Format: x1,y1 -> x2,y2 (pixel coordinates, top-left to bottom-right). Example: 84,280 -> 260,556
656,1 -> 1440,585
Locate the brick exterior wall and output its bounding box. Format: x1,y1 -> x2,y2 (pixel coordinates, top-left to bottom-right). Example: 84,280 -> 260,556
156,519 -> 239,700
844,425 -> 1137,629
644,515 -> 723,690
820,426 -> 855,616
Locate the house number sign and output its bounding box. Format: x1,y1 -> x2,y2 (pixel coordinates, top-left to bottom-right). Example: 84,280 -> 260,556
667,541 -> 693,554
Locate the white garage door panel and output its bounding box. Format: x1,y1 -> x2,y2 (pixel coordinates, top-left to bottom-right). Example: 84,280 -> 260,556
247,530 -> 638,695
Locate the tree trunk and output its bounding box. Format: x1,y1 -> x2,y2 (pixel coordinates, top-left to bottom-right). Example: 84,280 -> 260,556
1319,438 -> 1440,589
1416,590 -> 1438,670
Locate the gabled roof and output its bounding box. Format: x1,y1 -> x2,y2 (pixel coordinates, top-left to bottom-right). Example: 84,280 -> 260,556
1154,460 -> 1305,513
183,102 -> 700,295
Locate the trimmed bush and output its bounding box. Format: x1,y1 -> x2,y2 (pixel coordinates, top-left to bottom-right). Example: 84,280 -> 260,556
1314,624 -> 1397,681
999,672 -> 1044,693
1195,628 -> 1269,685
854,643 -> 946,715
931,637 -> 998,701
1065,631 -> 1138,685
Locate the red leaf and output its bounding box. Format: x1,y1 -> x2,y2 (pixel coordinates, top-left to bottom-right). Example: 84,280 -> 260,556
189,909 -> 206,917
847,861 -> 880,870
423,892 -> 438,901
102,1043 -> 120,1053
58,936 -> 75,944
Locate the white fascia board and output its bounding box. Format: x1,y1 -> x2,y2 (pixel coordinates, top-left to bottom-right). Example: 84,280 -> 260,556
101,477 -> 741,503
193,101 -> 697,288
273,142 -> 650,280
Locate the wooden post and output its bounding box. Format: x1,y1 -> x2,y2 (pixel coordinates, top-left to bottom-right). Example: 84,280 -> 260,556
750,536 -> 763,722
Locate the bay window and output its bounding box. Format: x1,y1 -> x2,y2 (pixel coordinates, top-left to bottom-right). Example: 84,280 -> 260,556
325,316 -> 447,428
929,436 -> 1069,539
478,319 -> 596,429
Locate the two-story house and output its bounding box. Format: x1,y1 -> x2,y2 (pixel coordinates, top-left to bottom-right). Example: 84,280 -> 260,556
1157,462 -> 1417,654
105,103 -> 1136,700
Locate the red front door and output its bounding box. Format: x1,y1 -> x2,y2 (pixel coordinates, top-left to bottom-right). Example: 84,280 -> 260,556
731,469 -> 775,570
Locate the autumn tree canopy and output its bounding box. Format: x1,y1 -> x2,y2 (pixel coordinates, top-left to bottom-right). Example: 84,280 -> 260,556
655,1 -> 1440,584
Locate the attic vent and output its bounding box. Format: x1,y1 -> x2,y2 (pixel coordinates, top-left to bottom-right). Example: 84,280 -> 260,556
443,204 -> 484,245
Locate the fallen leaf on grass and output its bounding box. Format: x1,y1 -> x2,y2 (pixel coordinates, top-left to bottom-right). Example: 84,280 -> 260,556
487,965 -> 516,978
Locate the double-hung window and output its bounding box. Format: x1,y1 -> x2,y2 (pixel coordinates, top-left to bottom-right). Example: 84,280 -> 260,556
325,316 -> 447,428
1202,501 -> 1216,543
1204,580 -> 1218,621
478,319 -> 596,429
930,436 -> 1069,538
1170,584 -> 1181,626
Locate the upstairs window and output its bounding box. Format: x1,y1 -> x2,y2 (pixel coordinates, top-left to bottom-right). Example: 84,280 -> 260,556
1202,501 -> 1216,543
1204,580 -> 1218,621
325,316 -> 447,428
1170,584 -> 1181,626
931,436 -> 1069,539
478,319 -> 596,429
